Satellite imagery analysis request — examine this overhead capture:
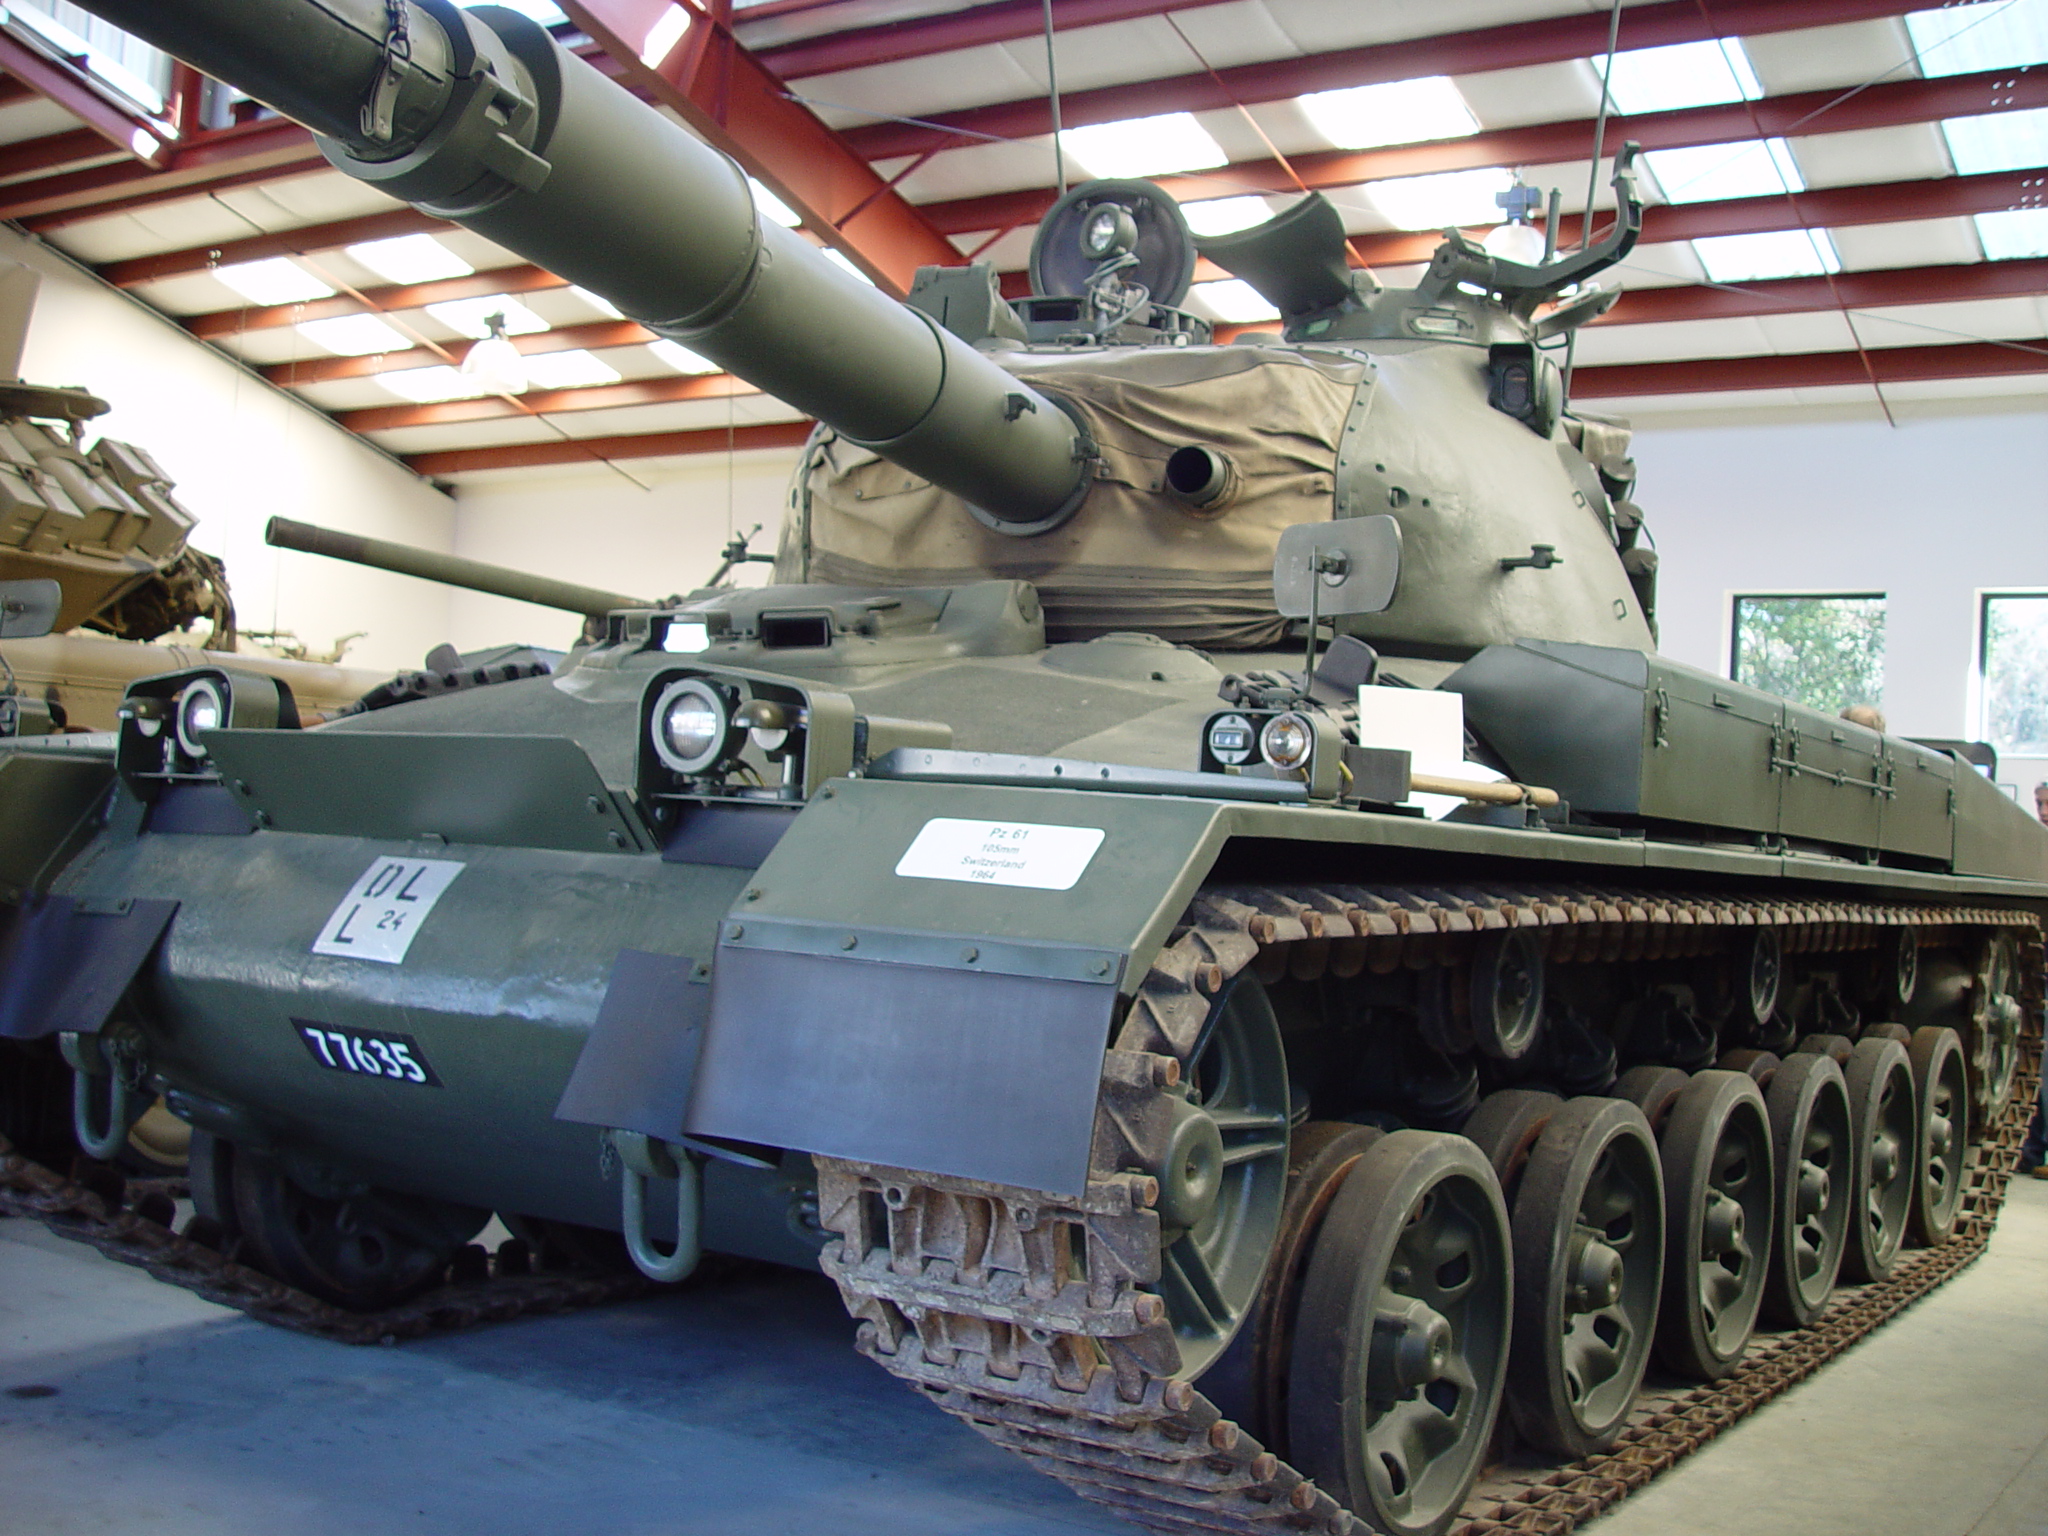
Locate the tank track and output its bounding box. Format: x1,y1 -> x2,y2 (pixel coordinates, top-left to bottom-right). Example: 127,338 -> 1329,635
815,882 -> 2044,1536
0,1141 -> 656,1343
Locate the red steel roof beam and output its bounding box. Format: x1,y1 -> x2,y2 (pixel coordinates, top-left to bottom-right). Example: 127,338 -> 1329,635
1575,335 -> 2048,395
0,30 -> 167,164
261,318 -> 662,385
763,0 -> 1927,84
339,370 -> 762,432
824,0 -> 1943,161
1,117 -> 323,226
919,68 -> 2048,236
559,0 -> 959,294
404,418 -> 815,476
99,207 -> 449,287
187,264 -> 566,340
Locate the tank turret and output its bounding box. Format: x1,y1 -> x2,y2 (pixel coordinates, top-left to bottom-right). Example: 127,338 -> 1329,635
0,379 -> 232,644
81,0 -> 1650,662
266,516 -> 649,620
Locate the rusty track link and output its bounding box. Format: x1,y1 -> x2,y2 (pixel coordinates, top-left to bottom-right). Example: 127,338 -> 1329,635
817,883 -> 2045,1536
0,1136 -> 657,1343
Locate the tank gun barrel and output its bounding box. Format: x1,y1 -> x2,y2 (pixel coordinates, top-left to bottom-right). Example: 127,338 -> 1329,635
266,516 -> 646,618
76,0 -> 1092,531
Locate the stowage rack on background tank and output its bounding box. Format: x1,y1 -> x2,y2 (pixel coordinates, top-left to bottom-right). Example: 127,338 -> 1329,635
4,6 -> 2044,1535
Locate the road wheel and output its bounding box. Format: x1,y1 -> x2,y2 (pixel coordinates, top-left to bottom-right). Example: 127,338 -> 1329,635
1842,1037 -> 1916,1282
1759,1052 -> 1852,1327
1289,1130 -> 1511,1536
1503,1097 -> 1664,1457
1653,1070 -> 1773,1379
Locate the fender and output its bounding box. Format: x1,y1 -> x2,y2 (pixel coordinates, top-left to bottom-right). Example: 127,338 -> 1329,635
684,777 -> 1228,1197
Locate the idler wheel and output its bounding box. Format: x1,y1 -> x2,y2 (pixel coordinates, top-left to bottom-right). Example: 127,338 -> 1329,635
1759,1052 -> 1853,1327
1964,933 -> 2021,1126
229,1148 -> 490,1310
1289,1131 -> 1511,1536
1653,1070 -> 1774,1380
1200,1121 -> 1383,1453
1503,1097 -> 1664,1457
1842,1037 -> 1917,1282
1907,1026 -> 1969,1246
1153,976 -> 1291,1377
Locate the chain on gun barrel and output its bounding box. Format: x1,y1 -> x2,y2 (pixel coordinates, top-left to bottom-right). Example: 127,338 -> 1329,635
80,0 -> 1094,530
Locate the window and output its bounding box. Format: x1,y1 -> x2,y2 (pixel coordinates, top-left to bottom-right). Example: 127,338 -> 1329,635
1730,593 -> 1886,716
1980,593 -> 2048,756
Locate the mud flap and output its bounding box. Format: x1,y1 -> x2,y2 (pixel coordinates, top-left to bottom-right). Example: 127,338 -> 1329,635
0,895 -> 178,1040
679,779 -> 1228,1199
553,949 -> 709,1139
687,936 -> 1118,1197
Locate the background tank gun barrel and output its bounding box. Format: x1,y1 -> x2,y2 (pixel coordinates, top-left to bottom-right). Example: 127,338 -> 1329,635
266,516 -> 645,618
80,0 -> 1094,531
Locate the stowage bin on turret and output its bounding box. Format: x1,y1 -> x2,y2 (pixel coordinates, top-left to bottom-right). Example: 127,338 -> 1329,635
6,7 -> 2044,1536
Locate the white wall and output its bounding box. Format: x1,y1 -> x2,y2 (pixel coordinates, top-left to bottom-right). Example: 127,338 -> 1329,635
445,450 -> 796,652
1632,405 -> 2048,797
4,227 -> 458,674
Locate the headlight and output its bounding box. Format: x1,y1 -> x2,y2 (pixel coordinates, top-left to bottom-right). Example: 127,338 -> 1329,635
174,678 -> 225,760
1260,712 -> 1315,772
1205,712 -> 1255,767
650,677 -> 732,776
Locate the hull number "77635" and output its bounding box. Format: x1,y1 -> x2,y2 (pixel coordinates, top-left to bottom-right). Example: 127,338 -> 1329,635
292,1019 -> 442,1087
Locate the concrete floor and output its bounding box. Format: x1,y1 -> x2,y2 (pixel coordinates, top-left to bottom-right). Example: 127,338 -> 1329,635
3,1182 -> 2045,1536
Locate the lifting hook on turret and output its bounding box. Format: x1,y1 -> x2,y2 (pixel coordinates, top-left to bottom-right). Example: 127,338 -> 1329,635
1499,544 -> 1563,572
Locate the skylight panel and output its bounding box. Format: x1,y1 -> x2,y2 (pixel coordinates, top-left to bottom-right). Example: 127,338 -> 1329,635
1907,0 -> 2048,77
458,0 -> 566,22
749,178 -> 803,228
1363,167 -> 1516,231
819,247 -> 877,287
646,339 -> 719,373
296,314 -> 412,356
1939,106 -> 2048,176
377,366 -> 491,404
1642,139 -> 1803,203
522,350 -> 624,390
1180,197 -> 1277,236
1060,113 -> 1230,179
1189,280 -> 1280,324
1298,77 -> 1480,151
1692,228 -> 1842,283
213,257 -> 336,306
425,295 -> 549,338
345,234 -> 474,285
1598,39 -> 1762,114
1976,208 -> 2048,260
571,286 -> 625,319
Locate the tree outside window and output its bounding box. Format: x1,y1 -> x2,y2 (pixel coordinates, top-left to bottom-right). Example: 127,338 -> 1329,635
1981,593 -> 2048,756
1730,593 -> 1886,717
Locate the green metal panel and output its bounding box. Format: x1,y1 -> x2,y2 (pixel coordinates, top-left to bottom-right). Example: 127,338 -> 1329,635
1775,706 -> 1884,851
0,746 -> 112,901
1640,662 -> 1781,837
1952,762 -> 2048,881
1882,739 -> 1956,862
729,777 -> 1230,993
205,730 -> 656,854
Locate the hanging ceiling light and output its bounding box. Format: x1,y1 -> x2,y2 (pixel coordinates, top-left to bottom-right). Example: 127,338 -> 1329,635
459,311 -> 528,394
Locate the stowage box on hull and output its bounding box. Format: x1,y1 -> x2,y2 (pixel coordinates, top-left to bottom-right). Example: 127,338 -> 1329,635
1444,639 -> 2021,872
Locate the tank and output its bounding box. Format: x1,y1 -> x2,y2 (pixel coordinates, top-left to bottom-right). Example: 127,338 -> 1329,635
4,6 -> 2044,1535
